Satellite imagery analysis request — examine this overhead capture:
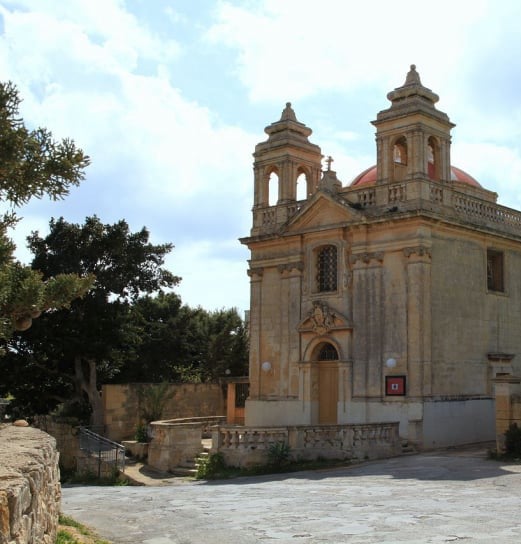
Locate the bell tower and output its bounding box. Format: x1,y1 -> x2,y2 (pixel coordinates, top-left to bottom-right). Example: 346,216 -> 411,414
372,65 -> 455,185
251,103 -> 322,235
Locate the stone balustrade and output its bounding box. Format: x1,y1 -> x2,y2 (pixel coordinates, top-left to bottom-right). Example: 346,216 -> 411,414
212,422 -> 401,467
0,425 -> 60,544
453,193 -> 521,231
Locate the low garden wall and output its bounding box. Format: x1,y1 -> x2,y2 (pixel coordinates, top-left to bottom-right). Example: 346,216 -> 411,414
147,419 -> 401,472
33,415 -> 79,471
0,425 -> 60,544
103,383 -> 226,442
148,416 -> 226,471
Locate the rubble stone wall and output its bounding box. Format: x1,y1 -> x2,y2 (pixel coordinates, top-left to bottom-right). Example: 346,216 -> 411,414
0,425 -> 60,544
33,416 -> 79,471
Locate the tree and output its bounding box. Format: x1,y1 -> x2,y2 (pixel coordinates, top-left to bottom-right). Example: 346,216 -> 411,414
0,81 -> 92,345
117,298 -> 249,383
0,216 -> 179,425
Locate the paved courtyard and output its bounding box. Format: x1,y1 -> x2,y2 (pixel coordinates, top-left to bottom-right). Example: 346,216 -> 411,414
62,445 -> 521,543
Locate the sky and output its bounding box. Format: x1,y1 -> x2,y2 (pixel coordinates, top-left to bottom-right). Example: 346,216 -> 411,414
1,0 -> 521,315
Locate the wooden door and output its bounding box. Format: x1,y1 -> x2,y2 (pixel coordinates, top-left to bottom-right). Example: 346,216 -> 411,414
319,362 -> 338,424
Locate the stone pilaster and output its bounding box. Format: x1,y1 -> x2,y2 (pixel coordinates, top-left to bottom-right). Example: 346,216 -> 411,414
247,266 -> 264,399
350,251 -> 384,397
403,246 -> 432,398
277,262 -> 304,397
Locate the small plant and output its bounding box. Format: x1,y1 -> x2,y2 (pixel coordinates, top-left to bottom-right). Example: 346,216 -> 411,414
134,423 -> 148,443
61,469 -> 128,486
267,441 -> 291,467
196,452 -> 226,479
56,530 -> 76,543
504,422 -> 521,457
57,514 -> 112,544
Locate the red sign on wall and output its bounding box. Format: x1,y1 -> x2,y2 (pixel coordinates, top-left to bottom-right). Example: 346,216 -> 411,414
386,376 -> 406,396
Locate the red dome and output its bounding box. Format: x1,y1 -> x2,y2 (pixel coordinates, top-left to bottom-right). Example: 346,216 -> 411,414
350,164 -> 482,188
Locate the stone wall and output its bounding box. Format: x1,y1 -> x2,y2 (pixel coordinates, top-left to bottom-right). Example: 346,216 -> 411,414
148,416 -> 226,472
103,383 -> 226,442
494,375 -> 521,451
33,416 -> 79,471
0,425 -> 60,544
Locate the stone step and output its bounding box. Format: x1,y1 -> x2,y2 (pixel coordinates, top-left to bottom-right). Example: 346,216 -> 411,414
170,466 -> 198,477
169,447 -> 211,476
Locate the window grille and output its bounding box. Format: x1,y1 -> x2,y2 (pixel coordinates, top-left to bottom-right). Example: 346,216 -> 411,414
317,245 -> 337,292
318,343 -> 338,361
235,383 -> 249,408
487,250 -> 504,292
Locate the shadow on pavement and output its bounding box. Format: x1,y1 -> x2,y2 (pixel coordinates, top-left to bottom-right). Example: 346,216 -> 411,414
198,444 -> 520,486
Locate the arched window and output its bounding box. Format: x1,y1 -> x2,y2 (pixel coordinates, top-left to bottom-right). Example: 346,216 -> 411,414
392,136 -> 408,182
296,172 -> 307,201
427,136 -> 440,181
393,136 -> 408,164
317,245 -> 337,292
268,171 -> 279,206
318,343 -> 339,361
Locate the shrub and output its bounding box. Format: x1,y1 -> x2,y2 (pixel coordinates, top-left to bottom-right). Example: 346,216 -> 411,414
504,422 -> 521,456
267,441 -> 291,467
196,452 -> 226,479
134,423 -> 148,443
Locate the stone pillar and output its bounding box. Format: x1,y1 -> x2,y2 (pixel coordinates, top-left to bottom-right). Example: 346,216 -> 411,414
410,130 -> 423,178
403,246 -> 432,398
440,138 -> 451,182
247,267 -> 263,400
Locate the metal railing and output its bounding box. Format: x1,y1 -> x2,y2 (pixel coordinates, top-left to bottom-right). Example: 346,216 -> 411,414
78,426 -> 125,475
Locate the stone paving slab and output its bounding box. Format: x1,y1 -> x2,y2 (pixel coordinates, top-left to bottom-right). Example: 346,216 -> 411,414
62,445 -> 521,543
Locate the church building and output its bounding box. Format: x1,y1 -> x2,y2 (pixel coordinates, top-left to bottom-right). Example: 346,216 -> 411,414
240,65 -> 521,449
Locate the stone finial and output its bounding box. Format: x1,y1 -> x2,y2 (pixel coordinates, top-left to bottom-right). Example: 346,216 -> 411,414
403,64 -> 421,86
264,102 -> 312,139
280,102 -> 297,121
386,64 -> 439,106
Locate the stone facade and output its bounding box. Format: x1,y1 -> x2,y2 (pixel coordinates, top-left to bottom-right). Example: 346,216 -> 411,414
0,426 -> 60,544
240,66 -> 521,449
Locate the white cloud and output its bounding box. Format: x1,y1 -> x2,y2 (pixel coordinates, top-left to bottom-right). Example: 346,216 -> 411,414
206,0 -> 489,102
168,240 -> 250,313
2,0 -> 521,313
452,142 -> 521,210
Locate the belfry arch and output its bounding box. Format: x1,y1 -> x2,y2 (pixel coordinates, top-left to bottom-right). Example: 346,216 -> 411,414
427,136 -> 441,181
392,136 -> 408,181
